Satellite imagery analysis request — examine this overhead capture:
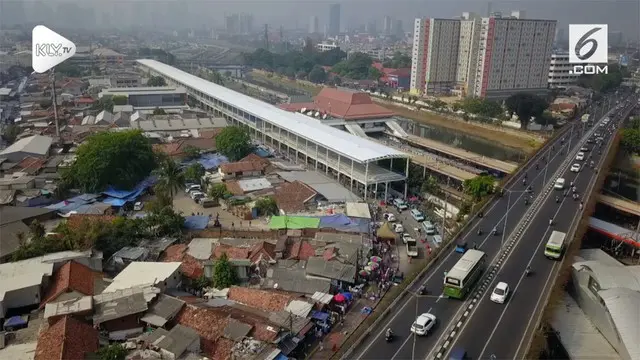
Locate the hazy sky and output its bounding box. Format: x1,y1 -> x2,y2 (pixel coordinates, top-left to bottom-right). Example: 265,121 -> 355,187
11,0 -> 640,39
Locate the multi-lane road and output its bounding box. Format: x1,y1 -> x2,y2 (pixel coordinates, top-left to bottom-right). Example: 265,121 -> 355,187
348,93 -> 636,360
445,95 -> 638,360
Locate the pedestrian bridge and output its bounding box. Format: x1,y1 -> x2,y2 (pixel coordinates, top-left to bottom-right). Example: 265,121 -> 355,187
597,194 -> 640,216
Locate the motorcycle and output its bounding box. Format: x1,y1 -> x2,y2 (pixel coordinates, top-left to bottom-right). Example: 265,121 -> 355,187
385,333 -> 394,342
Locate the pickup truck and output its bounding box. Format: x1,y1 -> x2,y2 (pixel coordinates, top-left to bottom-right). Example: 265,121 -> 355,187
406,239 -> 418,258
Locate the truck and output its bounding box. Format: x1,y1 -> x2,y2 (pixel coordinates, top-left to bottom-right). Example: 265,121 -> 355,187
544,231 -> 566,259
406,239 -> 418,258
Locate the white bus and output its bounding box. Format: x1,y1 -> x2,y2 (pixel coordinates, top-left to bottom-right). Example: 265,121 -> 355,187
544,231 -> 566,259
444,249 -> 487,299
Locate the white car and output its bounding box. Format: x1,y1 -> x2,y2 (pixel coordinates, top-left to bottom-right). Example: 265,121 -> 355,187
190,191 -> 205,200
580,147 -> 589,152
410,313 -> 437,336
490,282 -> 510,304
133,201 -> 144,211
393,223 -> 404,233
402,233 -> 414,244
570,163 -> 581,173
383,213 -> 396,222
575,152 -> 585,161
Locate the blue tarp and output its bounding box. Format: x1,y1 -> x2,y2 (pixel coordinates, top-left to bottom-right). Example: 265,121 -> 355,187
184,215 -> 210,230
4,316 -> 27,328
310,311 -> 330,321
340,292 -> 353,301
319,214 -> 370,233
46,193 -> 101,213
102,197 -> 127,207
254,147 -> 271,157
196,153 -> 228,170
102,175 -> 158,199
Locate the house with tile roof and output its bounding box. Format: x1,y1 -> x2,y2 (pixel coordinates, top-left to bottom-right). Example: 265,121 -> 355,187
40,260 -> 101,309
273,180 -> 318,213
34,315 -> 98,360
218,161 -> 266,180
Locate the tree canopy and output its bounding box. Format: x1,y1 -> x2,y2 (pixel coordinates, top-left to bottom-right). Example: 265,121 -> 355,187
154,156 -> 185,200
255,196 -> 279,216
382,51 -> 412,68
620,117 -> 640,155
463,175 -> 496,201
97,343 -> 127,360
331,52 -> 381,80
148,76 -> 167,87
504,93 -> 549,129
64,130 -> 156,192
460,98 -> 503,118
243,47 -> 346,83
215,126 -> 252,161
208,183 -> 229,200
576,64 -> 627,93
308,65 -> 328,83
184,163 -> 205,182
112,95 -> 128,105
213,253 -> 238,289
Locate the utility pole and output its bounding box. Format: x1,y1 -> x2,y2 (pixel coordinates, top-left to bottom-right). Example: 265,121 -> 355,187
50,69 -> 60,138
263,24 -> 269,50
441,176 -> 450,242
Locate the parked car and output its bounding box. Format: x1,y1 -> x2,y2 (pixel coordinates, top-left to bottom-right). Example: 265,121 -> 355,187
383,213 -> 396,222
190,191 -> 205,201
393,223 -> 404,233
133,201 -> 144,211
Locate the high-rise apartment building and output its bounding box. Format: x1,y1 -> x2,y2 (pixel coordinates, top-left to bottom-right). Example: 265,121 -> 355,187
410,18 -> 462,95
328,4 -> 341,36
383,16 -> 393,35
309,15 -> 319,34
410,11 -> 556,99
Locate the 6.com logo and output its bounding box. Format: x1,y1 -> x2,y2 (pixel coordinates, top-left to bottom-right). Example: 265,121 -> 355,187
568,24 -> 609,75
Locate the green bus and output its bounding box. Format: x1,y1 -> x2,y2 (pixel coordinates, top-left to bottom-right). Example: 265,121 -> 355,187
443,249 -> 487,299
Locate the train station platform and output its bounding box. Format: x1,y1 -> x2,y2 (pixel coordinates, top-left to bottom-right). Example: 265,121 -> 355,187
399,134 -> 518,174
597,194 -> 640,217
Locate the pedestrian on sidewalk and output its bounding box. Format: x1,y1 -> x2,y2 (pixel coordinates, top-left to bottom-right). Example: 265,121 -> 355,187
319,341 -> 324,351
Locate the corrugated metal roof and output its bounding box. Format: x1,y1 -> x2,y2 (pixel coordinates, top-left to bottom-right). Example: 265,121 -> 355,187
137,59 -> 406,163
0,135 -> 52,157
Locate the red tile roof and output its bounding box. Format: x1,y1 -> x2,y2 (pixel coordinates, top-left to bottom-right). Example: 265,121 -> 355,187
162,244 -> 204,279
274,181 -> 317,213
210,337 -> 234,360
219,161 -> 265,174
176,305 -> 229,357
213,244 -> 250,260
227,287 -> 295,313
40,261 -> 97,308
66,214 -> 116,231
224,180 -> 244,196
240,153 -> 271,168
249,241 -> 276,263
34,315 -> 98,360
17,156 -> 47,173
287,240 -> 316,260
279,87 -> 394,120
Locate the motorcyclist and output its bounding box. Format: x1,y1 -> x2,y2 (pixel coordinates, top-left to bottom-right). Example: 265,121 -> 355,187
492,227 -> 497,235
549,217 -> 553,226
386,328 -> 393,338
477,228 -> 483,236
525,265 -> 531,275
555,196 -> 560,203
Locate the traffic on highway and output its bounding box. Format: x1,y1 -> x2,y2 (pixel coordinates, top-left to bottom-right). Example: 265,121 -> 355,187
347,92 -> 636,360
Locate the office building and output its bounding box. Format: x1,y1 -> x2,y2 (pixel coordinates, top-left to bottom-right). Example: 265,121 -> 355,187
98,86 -> 187,111
328,4 -> 341,36
394,20 -> 404,37
309,15 -> 319,34
410,11 -> 556,99
383,16 -> 393,35
410,18 -> 462,95
548,52 -> 580,88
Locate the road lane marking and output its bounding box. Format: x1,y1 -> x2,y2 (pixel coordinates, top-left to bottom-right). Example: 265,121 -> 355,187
389,307 -> 432,360
441,105 -> 623,360
353,107 -> 611,360
434,108 -> 620,360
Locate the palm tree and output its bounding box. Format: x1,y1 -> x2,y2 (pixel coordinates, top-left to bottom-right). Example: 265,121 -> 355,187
154,157 -> 185,201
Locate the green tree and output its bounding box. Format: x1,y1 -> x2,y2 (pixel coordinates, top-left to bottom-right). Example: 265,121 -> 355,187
29,220 -> 46,238
383,52 -> 412,68
192,275 -> 212,291
96,97 -> 115,112
576,64 -> 626,93
620,129 -> 640,154
154,157 -> 185,200
97,343 -> 127,360
213,253 -> 237,289
65,130 -> 156,192
460,98 -> 503,118
112,95 -> 128,106
255,196 -> 279,216
463,175 -> 496,201
153,107 -> 167,115
1,124 -> 21,144
183,145 -> 200,159
308,65 -> 328,83
368,66 -> 383,80
421,175 -> 440,196
143,206 -> 185,237
184,163 -> 205,182
331,52 -> 375,80
147,76 -> 167,87
215,126 -> 252,161
504,93 -> 549,129
208,183 -> 228,200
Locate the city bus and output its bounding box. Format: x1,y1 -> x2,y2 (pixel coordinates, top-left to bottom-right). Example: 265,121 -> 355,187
443,249 -> 487,299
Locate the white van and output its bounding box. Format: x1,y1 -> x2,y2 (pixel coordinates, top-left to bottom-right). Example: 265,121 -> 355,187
422,221 -> 436,235
554,178 -> 565,190
432,234 -> 442,247
393,198 -> 408,211
410,209 -> 425,222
